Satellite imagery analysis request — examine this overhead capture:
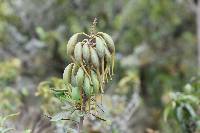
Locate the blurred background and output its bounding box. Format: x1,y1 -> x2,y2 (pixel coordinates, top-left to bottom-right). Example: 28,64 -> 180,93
0,0 -> 199,133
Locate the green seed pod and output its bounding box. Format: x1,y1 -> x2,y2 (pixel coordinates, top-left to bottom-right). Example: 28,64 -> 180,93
98,32 -> 115,53
91,70 -> 100,94
82,43 -> 90,63
90,46 -> 100,68
96,36 -> 105,58
83,76 -> 92,96
63,63 -> 74,85
67,33 -> 79,57
74,42 -> 83,63
76,67 -> 85,87
71,86 -> 80,101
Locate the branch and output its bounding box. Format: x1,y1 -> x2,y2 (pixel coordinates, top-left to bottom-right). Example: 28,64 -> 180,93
89,113 -> 107,121
44,114 -> 78,123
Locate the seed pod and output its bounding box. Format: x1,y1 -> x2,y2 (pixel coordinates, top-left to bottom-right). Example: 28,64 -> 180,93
96,69 -> 104,93
91,70 -> 100,94
111,54 -> 115,75
71,86 -> 80,101
71,52 -> 91,81
104,47 -> 112,80
74,42 -> 83,63
105,47 -> 112,66
90,46 -> 100,68
96,36 -> 105,59
67,33 -> 79,57
97,36 -> 108,82
67,84 -> 72,94
82,43 -> 90,63
101,58 -> 105,83
71,64 -> 78,86
83,76 -> 92,96
98,32 -> 115,75
70,42 -> 90,80
76,67 -> 85,87
63,63 -> 74,85
98,32 -> 115,53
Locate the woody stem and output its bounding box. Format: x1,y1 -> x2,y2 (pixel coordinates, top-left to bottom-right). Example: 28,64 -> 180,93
78,92 -> 87,133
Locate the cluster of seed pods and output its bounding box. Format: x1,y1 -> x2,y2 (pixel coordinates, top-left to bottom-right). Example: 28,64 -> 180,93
63,31 -> 115,112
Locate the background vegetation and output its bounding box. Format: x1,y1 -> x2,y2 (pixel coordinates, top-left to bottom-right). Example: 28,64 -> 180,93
0,0 -> 199,133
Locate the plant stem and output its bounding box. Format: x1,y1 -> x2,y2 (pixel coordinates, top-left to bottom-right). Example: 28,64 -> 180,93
79,116 -> 84,133
78,93 -> 87,133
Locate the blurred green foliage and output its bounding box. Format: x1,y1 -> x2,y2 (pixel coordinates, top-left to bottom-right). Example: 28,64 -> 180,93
0,113 -> 19,133
36,78 -> 64,114
0,59 -> 21,86
0,87 -> 22,113
163,78 -> 200,133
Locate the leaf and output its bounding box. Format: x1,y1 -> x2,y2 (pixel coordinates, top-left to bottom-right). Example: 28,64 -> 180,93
63,96 -> 76,104
51,88 -> 67,101
51,112 -> 70,122
180,95 -> 199,104
0,112 -> 20,126
184,104 -> 196,118
71,86 -> 80,101
176,106 -> 183,122
163,104 -> 172,122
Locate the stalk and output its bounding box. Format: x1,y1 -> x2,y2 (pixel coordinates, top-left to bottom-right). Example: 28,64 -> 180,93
78,92 -> 87,133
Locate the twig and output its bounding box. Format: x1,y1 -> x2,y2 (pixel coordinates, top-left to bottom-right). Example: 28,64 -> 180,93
89,113 -> 106,121
44,114 -> 78,123
97,104 -> 105,113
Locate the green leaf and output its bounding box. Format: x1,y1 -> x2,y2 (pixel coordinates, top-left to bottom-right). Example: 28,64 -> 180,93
71,86 -> 80,101
184,104 -> 196,118
0,112 -> 19,126
176,106 -> 183,122
180,95 -> 199,104
163,104 -> 172,122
